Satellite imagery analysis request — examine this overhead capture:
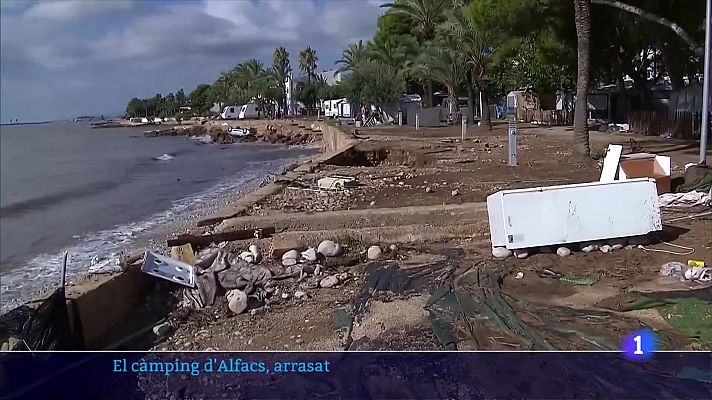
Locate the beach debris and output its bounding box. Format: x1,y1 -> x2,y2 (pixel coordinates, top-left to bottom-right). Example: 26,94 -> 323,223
660,262 -> 686,280
226,289 -> 248,314
560,276 -> 599,286
167,227 -> 276,247
269,238 -> 301,260
580,244 -> 599,253
320,275 -> 339,288
451,189 -> 460,196
318,240 -> 343,257
425,186 -> 433,193
154,153 -> 175,161
685,266 -> 712,282
556,247 -> 572,257
513,249 -> 529,259
688,259 -> 706,268
294,290 -> 308,300
492,247 -> 512,259
301,248 -> 318,262
515,272 -> 524,279
170,244 -> 197,265
153,322 -> 171,337
538,268 -> 563,279
367,246 -> 382,260
282,250 -> 299,261
141,251 -> 195,288
317,175 -> 357,191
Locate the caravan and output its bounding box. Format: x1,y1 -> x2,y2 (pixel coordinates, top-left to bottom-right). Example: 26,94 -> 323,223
220,105 -> 241,120
322,98 -> 354,118
238,103 -> 261,119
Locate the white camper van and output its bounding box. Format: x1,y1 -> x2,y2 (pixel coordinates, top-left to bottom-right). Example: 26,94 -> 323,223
220,105 -> 241,119
238,103 -> 261,119
322,98 -> 353,118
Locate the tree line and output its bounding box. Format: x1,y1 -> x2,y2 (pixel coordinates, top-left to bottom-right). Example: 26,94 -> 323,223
124,0 -> 705,157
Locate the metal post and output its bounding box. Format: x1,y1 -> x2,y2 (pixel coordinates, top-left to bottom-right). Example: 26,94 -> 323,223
461,115 -> 466,141
415,113 -> 420,131
508,119 -> 518,166
700,0 -> 711,165
398,111 -> 403,126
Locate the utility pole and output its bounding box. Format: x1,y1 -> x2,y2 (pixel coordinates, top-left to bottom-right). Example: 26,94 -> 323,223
700,0 -> 711,165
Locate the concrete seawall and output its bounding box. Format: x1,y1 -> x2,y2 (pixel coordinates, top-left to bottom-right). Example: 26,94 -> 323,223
14,119 -> 359,349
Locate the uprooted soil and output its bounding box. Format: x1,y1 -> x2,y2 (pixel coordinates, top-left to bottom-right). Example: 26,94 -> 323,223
146,122 -> 711,352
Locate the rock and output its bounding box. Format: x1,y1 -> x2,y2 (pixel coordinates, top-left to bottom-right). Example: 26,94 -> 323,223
425,186 -> 433,193
600,245 -> 612,253
389,244 -> 397,252
580,244 -> 599,253
153,322 -> 170,337
239,251 -> 254,263
514,272 -> 524,279
301,247 -> 318,261
318,240 -> 343,257
492,247 -> 512,258
282,258 -> 297,267
367,246 -> 382,260
556,247 -> 572,257
610,244 -> 624,251
451,189 -> 460,196
336,272 -> 349,281
226,289 -> 248,314
320,275 -> 339,288
513,249 -> 529,259
282,249 -> 299,261
294,290 -> 308,300
249,244 -> 260,256
281,292 -> 290,299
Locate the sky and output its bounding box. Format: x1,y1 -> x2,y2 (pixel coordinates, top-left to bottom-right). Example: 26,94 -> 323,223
0,0 -> 386,122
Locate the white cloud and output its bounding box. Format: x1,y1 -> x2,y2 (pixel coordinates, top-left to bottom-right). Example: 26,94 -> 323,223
0,0 -> 384,121
23,0 -> 134,21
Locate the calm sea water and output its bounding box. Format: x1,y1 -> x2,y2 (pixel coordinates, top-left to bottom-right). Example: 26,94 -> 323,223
0,121 -> 316,312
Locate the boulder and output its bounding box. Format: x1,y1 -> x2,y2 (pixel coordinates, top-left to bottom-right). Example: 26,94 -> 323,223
318,240 -> 343,257
514,249 -> 529,259
556,247 -> 572,257
301,248 -> 318,262
320,275 -> 339,288
492,247 -> 512,259
226,289 -> 248,314
294,290 -> 308,300
600,245 -> 612,253
367,246 -> 382,260
282,249 -> 299,261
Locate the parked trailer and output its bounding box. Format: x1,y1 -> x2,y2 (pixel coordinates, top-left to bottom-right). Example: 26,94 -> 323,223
220,105 -> 241,120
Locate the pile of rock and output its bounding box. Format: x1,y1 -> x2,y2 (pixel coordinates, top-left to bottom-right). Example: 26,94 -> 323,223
491,236 -> 646,260
180,239 -> 358,317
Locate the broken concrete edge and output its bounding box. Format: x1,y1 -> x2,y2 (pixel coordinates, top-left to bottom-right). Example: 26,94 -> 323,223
197,122 -> 358,228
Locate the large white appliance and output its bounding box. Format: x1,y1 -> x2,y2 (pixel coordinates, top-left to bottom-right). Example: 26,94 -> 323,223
487,178 -> 662,249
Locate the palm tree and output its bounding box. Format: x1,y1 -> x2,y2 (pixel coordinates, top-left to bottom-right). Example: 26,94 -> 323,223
381,0 -> 448,107
273,47 -> 291,117
573,0 -> 592,158
336,40 -> 367,73
440,7 -> 496,129
420,45 -> 467,123
298,46 -> 318,84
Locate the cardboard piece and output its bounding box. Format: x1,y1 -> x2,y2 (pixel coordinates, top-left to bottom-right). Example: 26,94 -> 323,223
599,144 -> 671,194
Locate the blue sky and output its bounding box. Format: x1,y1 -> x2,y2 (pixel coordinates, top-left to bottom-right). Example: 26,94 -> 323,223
0,0 -> 386,122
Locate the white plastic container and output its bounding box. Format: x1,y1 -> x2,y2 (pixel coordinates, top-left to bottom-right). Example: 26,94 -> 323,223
487,178 -> 662,249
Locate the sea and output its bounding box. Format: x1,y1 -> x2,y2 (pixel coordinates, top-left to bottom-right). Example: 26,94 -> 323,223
0,121 -> 317,313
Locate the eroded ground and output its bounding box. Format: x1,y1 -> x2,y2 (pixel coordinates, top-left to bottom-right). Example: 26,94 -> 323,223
149,122 -> 711,352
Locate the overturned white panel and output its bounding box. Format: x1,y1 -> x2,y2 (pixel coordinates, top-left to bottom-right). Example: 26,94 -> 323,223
487,178 -> 662,249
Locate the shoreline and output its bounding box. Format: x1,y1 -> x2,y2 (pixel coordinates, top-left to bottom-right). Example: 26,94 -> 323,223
0,137 -> 321,314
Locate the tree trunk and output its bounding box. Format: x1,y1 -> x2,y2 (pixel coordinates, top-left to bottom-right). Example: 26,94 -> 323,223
426,79 -> 434,108
479,87 -> 492,131
573,0 -> 592,158
466,72 -> 476,124
447,87 -> 459,125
